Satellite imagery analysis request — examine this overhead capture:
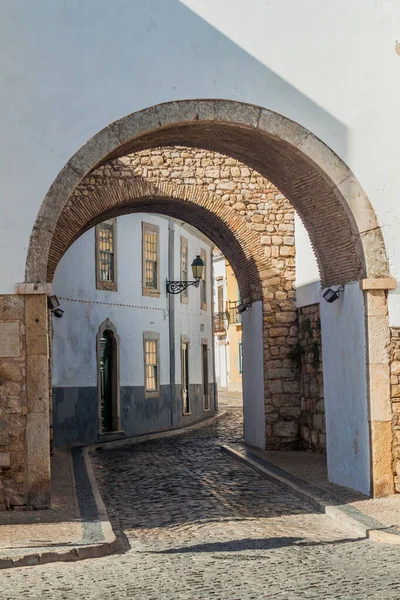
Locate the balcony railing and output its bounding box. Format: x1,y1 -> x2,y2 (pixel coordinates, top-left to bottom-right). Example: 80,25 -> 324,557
228,301 -> 242,324
213,311 -> 229,334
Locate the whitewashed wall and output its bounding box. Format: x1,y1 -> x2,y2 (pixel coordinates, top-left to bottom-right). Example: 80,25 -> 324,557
212,254 -> 228,389
52,214 -> 214,391
53,214 -> 170,388
242,301 -> 265,449
295,213 -> 320,309
320,282 -> 370,494
0,1 -> 399,326
295,214 -> 370,493
171,223 -> 214,387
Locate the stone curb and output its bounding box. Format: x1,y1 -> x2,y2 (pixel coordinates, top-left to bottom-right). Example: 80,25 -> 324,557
0,411 -> 226,570
221,445 -> 400,544
82,410 -> 226,453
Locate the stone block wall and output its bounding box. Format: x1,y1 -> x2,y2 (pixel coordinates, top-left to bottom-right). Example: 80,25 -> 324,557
298,304 -> 326,453
391,327 -> 400,491
0,296 -> 27,509
75,146 -> 300,449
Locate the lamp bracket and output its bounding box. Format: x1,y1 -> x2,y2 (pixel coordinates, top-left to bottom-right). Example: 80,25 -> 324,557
166,280 -> 200,295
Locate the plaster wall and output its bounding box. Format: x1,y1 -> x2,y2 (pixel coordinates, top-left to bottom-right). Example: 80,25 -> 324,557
52,213 -> 170,389
295,213 -> 321,309
0,1 -> 399,324
320,281 -> 370,495
242,300 -> 265,449
213,254 -> 228,390
226,264 -> 242,391
172,227 -> 213,387
212,255 -> 227,309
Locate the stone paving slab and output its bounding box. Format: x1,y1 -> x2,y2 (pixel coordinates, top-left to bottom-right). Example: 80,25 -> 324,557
0,413 -> 223,569
0,446 -> 116,569
258,449 -> 400,532
223,444 -> 400,542
2,408 -> 400,598
0,449 -> 82,549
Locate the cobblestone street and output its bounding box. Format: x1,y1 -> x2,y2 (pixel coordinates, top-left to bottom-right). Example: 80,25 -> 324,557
2,406 -> 400,599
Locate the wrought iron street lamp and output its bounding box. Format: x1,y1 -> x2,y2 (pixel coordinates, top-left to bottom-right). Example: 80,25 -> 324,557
166,255 -> 205,295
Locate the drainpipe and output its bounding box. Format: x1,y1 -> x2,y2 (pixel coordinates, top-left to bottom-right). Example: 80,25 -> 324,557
211,249 -> 217,411
168,219 -> 176,428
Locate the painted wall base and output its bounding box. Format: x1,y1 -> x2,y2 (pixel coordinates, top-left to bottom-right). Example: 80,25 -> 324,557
53,383 -> 217,447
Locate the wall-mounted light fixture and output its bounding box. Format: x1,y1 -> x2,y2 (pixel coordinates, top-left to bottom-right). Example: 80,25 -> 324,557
322,285 -> 344,303
47,295 -> 59,310
166,255 -> 205,295
237,302 -> 251,314
47,295 -> 64,318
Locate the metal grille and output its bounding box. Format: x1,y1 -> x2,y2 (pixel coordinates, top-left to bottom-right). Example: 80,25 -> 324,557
98,222 -> 114,282
145,339 -> 158,391
145,231 -> 158,288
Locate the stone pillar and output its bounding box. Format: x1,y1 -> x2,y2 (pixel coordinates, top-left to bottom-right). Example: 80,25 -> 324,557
0,295 -> 27,508
363,281 -> 395,497
0,285 -> 51,510
263,290 -> 301,450
25,292 -> 50,507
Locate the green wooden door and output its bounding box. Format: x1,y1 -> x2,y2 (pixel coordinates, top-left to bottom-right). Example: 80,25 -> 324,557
100,331 -> 113,432
182,342 -> 190,414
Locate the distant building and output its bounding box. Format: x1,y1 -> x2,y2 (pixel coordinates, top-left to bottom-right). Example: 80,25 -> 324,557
51,214 -> 216,446
213,249 -> 242,395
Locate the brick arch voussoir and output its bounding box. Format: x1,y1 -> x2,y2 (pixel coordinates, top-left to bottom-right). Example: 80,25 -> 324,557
47,179 -> 270,304
26,99 -> 390,288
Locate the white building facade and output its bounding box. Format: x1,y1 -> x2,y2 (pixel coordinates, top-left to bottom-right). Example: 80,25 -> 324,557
51,213 -> 216,446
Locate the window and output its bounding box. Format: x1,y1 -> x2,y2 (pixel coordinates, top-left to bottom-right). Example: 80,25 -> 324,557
180,236 -> 188,304
239,342 -> 243,374
200,248 -> 207,310
143,332 -> 160,397
96,220 -> 117,291
142,222 -> 160,297
217,284 -> 224,313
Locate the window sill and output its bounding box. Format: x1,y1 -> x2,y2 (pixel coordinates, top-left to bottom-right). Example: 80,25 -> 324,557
96,281 -> 118,292
142,288 -> 161,298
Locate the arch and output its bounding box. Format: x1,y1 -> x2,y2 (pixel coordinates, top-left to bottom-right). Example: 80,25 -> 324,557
46,178 -> 270,304
96,318 -> 121,434
23,99 -> 394,498
26,99 -> 390,288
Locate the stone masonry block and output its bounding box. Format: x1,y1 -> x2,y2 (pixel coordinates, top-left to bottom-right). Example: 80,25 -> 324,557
0,323 -> 21,358
25,295 -> 48,357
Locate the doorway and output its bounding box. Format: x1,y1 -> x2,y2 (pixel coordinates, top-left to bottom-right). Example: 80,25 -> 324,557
182,340 -> 190,415
202,342 -> 210,410
99,330 -> 114,432
97,319 -> 120,434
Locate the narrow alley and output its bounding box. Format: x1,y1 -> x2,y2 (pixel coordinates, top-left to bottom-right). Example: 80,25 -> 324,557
2,402 -> 400,599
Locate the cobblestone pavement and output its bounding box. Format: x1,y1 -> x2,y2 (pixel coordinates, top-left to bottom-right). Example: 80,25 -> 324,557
2,408 -> 400,599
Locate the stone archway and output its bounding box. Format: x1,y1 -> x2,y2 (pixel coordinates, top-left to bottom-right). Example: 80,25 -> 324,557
16,100 -> 394,506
